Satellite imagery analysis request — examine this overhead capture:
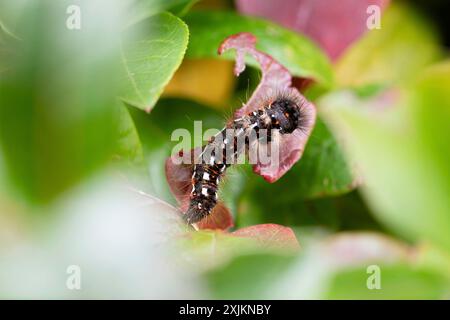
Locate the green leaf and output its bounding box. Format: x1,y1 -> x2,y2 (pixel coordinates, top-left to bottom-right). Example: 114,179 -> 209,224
319,61 -> 450,251
120,12 -> 189,112
127,0 -> 197,25
326,264 -> 448,299
336,3 -> 442,87
184,10 -> 333,87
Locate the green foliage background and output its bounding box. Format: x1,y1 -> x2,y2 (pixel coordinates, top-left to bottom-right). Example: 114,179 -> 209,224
0,0 -> 449,299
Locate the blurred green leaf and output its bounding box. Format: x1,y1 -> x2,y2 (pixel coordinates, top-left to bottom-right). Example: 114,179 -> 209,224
336,3 -> 442,87
416,243 -> 450,282
181,226 -> 299,272
252,233 -> 419,299
184,10 -> 333,87
0,1 -> 124,205
319,61 -> 450,251
0,2 -> 26,38
127,0 -> 197,25
120,13 -> 189,112
0,22 -> 16,74
205,233 -> 427,299
206,253 -> 295,299
181,230 -> 260,269
326,264 -> 448,299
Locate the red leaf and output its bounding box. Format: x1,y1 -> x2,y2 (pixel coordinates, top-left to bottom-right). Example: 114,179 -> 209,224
196,202 -> 234,231
219,32 -> 316,182
165,149 -> 197,212
232,224 -> 300,250
165,149 -> 234,230
236,0 -> 390,61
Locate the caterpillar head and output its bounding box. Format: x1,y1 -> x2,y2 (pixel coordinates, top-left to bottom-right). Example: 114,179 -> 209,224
267,94 -> 308,135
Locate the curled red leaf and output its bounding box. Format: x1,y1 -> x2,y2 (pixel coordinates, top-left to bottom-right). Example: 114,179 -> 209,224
219,32 -> 316,182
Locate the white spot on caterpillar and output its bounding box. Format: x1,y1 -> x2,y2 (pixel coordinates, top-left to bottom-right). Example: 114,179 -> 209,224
209,156 -> 215,165
201,188 -> 208,196
203,172 -> 210,180
197,203 -> 202,209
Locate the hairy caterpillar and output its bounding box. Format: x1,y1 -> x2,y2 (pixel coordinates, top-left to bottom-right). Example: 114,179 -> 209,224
164,32 -> 317,228
184,91 -> 310,224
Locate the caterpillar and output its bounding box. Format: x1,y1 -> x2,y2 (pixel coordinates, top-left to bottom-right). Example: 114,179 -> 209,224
184,91 -> 309,224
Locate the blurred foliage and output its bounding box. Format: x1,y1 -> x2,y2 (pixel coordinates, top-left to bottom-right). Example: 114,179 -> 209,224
163,59 -> 236,109
0,0 -> 123,205
184,10 -> 333,87
0,0 -> 450,299
320,61 -> 450,252
335,2 -> 442,87
326,264 -> 448,299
